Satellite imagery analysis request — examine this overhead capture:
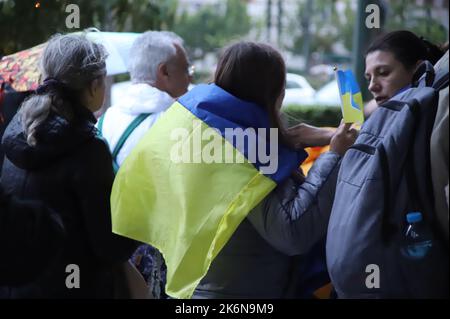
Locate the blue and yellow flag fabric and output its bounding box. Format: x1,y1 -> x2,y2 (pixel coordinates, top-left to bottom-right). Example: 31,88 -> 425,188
110,84 -> 307,299
336,69 -> 365,124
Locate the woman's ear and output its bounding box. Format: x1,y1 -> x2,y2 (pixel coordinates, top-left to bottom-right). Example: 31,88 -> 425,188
89,78 -> 100,97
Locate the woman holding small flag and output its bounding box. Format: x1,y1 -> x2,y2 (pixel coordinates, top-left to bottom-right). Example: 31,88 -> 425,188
111,41 -> 357,299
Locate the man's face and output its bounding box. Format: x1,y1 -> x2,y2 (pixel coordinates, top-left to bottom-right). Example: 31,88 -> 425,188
165,44 -> 190,98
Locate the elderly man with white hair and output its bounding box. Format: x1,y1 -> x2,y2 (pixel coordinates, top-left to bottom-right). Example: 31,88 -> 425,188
98,31 -> 192,171
97,31 -> 191,299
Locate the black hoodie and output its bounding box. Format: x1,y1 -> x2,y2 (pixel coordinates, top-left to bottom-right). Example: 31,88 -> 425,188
0,107 -> 137,298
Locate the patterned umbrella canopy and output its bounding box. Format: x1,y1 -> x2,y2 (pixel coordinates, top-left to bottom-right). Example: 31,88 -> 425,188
0,31 -> 140,92
0,43 -> 45,92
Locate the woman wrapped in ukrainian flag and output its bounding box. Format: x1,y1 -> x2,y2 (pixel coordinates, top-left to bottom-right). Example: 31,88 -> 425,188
111,41 -> 357,299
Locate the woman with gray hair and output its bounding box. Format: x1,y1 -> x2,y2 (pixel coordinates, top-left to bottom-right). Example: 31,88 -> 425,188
0,33 -> 137,298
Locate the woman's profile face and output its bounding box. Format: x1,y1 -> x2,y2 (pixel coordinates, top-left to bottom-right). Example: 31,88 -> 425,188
85,75 -> 106,112
365,50 -> 417,105
94,75 -> 107,110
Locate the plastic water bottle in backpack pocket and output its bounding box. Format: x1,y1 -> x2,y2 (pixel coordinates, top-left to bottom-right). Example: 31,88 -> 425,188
401,212 -> 433,260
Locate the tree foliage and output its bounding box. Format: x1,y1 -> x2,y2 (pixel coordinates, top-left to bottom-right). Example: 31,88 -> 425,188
288,0 -> 448,65
289,0 -> 355,58
173,0 -> 251,59
0,0 -> 178,56
385,0 -> 448,46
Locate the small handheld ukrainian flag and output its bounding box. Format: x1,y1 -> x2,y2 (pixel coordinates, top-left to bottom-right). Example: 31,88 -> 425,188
335,68 -> 365,124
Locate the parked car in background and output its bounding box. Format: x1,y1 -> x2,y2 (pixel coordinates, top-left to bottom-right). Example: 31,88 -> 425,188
282,73 -> 316,107
313,79 -> 341,107
282,76 -> 342,108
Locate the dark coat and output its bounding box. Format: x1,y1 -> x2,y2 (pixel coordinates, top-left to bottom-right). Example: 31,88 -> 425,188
0,107 -> 137,298
0,186 -> 65,286
0,87 -> 31,173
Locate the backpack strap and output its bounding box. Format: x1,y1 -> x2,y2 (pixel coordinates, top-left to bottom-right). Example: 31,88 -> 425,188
432,69 -> 449,91
112,113 -> 151,173
412,60 -> 435,88
97,113 -> 105,137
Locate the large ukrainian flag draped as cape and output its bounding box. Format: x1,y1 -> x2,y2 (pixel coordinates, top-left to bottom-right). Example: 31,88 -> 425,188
111,84 -> 307,299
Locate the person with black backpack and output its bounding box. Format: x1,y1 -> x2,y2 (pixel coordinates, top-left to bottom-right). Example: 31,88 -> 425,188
327,30 -> 448,298
1,33 -> 137,298
0,85 -> 32,174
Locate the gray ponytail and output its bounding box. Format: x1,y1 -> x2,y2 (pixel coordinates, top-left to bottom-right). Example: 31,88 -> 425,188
19,32 -> 107,146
